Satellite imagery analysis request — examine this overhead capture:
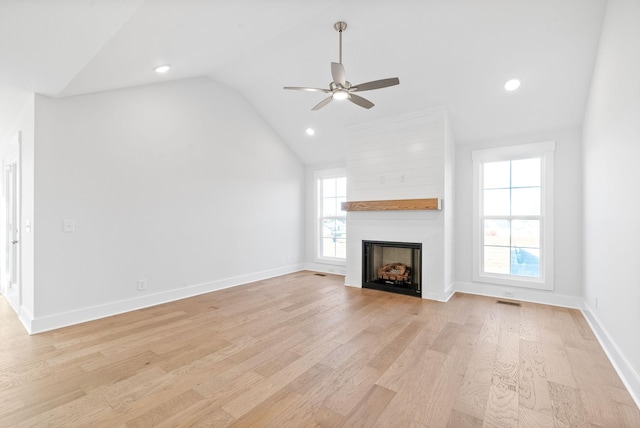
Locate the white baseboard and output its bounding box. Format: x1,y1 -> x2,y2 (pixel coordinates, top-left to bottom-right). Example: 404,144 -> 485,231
581,302 -> 640,409
28,264 -> 304,334
19,305 -> 34,334
302,262 -> 346,276
454,281 -> 584,309
422,285 -> 455,302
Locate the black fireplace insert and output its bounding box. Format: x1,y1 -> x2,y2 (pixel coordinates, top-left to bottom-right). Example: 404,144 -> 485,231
362,240 -> 422,297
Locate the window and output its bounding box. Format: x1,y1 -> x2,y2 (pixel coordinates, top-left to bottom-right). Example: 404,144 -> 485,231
315,169 -> 346,262
472,142 -> 555,290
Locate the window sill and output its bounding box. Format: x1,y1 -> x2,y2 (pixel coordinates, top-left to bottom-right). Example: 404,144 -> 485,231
315,257 -> 346,266
474,273 -> 553,291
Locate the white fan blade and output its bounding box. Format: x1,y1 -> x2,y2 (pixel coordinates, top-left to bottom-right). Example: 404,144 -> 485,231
312,96 -> 333,111
331,62 -> 346,86
348,93 -> 374,109
352,77 -> 399,92
284,86 -> 331,93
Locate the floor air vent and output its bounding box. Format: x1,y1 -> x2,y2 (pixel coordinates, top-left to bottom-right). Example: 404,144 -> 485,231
314,273 -> 327,277
496,300 -> 521,307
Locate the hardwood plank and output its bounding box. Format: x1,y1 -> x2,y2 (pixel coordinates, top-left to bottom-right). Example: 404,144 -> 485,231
453,341 -> 496,420
446,409 -> 484,427
548,381 -> 586,427
125,389 -> 205,428
519,340 -> 552,413
540,328 -> 578,388
1,274 -> 638,427
367,319 -> 425,371
484,361 -> 519,428
13,394 -> 115,428
154,400 -> 234,428
414,352 -> 466,426
228,387 -> 302,428
518,339 -> 554,427
342,384 -> 396,427
374,350 -> 447,427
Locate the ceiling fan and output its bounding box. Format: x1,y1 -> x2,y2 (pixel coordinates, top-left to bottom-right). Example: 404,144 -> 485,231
284,21 -> 399,111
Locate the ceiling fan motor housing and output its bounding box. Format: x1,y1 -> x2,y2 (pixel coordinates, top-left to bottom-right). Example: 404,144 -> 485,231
283,20 -> 399,110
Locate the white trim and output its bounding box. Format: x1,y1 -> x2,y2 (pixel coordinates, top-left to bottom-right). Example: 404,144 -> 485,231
472,140 -> 556,161
314,167 -> 347,263
27,265 -> 304,334
581,303 -> 640,409
18,304 -> 34,334
303,262 -> 346,276
312,167 -> 346,180
454,281 -> 583,309
472,141 -> 555,291
422,287 -> 456,302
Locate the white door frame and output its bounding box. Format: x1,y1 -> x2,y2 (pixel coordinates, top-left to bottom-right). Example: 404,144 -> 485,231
1,131 -> 21,313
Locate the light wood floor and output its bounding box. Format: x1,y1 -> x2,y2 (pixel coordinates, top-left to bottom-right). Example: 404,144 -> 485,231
1,271 -> 639,427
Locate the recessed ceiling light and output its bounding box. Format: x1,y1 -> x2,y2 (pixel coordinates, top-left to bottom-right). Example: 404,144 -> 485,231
305,128 -> 315,136
154,65 -> 170,73
504,78 -> 521,91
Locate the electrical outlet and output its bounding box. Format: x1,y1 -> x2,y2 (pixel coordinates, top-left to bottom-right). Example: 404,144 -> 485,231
63,219 -> 75,233
137,279 -> 147,291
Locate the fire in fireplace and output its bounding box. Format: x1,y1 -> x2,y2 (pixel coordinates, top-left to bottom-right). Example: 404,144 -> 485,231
362,240 -> 422,297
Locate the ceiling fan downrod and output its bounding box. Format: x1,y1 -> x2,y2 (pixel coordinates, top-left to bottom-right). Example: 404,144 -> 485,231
334,21 -> 347,64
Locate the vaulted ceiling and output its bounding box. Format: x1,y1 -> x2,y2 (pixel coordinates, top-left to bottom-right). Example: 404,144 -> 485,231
0,0 -> 607,165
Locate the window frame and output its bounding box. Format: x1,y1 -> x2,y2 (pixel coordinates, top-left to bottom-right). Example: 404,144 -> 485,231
314,168 -> 347,264
472,141 -> 555,290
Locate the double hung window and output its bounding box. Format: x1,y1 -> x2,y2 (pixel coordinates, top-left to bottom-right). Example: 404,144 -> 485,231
315,169 -> 346,262
472,142 -> 555,290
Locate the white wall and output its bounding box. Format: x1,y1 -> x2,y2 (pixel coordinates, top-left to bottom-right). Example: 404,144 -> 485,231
582,0 -> 640,404
344,109 -> 454,301
32,77 -> 305,331
455,127 -> 583,307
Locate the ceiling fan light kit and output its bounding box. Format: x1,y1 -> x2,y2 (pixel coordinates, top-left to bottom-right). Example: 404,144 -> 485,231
284,21 -> 400,110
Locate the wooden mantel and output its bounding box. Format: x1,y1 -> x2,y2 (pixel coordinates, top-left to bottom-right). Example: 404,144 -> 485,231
341,198 -> 441,212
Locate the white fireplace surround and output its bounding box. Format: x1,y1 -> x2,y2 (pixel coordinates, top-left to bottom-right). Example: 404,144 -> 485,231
344,108 -> 455,301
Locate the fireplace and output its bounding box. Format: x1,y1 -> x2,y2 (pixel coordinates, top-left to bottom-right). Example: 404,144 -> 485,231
362,240 -> 422,297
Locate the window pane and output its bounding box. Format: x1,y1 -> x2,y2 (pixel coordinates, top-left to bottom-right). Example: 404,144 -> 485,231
336,177 -> 347,197
484,246 -> 510,274
484,161 -> 510,189
317,172 -> 347,260
323,197 -> 337,216
322,238 -> 337,258
322,218 -> 336,238
511,188 -> 540,215
512,158 -> 540,188
335,218 -> 346,240
335,239 -> 346,258
511,248 -> 540,277
512,220 -> 540,248
484,189 -> 510,216
323,178 -> 336,197
484,219 -> 510,246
